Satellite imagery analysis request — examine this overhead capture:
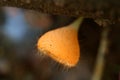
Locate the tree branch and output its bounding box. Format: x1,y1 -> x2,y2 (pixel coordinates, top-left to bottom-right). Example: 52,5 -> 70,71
0,0 -> 119,20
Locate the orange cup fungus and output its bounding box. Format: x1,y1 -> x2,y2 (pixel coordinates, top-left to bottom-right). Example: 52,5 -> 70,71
37,17 -> 83,67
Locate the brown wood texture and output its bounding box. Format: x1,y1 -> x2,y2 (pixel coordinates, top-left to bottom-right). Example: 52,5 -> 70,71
0,0 -> 119,20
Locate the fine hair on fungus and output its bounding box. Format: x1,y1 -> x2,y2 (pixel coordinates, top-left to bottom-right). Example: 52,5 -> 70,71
37,17 -> 83,68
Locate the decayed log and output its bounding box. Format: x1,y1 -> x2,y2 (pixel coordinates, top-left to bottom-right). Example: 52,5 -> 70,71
0,0 -> 119,20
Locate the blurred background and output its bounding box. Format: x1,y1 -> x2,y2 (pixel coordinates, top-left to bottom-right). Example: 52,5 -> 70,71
0,7 -> 119,80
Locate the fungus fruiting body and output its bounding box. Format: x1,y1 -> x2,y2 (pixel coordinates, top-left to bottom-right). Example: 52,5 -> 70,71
37,17 -> 83,67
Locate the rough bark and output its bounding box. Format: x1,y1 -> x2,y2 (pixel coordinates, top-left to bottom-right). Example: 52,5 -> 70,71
0,0 -> 119,20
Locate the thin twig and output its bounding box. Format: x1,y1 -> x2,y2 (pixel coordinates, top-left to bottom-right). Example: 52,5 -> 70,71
92,20 -> 110,80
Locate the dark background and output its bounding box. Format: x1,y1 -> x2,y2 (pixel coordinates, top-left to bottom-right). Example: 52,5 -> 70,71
0,7 -> 119,80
